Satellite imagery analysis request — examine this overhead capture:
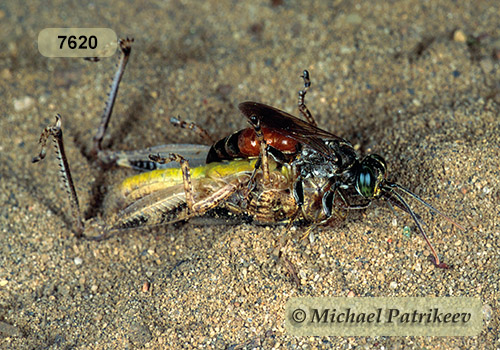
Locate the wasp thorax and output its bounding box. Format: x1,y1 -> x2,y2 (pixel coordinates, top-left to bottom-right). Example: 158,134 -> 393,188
355,154 -> 387,198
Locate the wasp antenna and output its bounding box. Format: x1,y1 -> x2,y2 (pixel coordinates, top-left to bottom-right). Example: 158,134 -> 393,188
383,190 -> 430,229
382,185 -> 448,268
387,183 -> 465,231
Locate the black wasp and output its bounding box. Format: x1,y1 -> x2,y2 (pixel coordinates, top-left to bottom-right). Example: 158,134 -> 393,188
203,70 -> 464,268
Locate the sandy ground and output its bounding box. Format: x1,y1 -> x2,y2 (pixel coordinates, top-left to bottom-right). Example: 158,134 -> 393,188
1,0 -> 499,348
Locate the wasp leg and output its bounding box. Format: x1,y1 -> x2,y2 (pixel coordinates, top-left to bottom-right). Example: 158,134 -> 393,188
265,228 -> 301,287
280,251 -> 301,287
247,116 -> 270,186
296,224 -> 316,241
242,146 -> 289,206
333,188 -> 372,210
298,70 -> 317,126
170,116 -> 214,144
32,115 -> 85,237
91,37 -> 134,158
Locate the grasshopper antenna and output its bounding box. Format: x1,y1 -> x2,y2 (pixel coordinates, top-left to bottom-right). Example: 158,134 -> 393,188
170,116 -> 214,144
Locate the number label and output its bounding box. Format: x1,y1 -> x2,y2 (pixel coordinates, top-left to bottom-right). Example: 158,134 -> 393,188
57,35 -> 98,50
39,28 -> 117,58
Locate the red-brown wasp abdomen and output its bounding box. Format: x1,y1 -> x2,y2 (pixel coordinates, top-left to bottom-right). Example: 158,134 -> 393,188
237,127 -> 298,156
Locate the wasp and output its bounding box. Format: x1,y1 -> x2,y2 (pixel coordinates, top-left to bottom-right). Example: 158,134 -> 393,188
187,68 -> 465,268
33,38 -> 463,269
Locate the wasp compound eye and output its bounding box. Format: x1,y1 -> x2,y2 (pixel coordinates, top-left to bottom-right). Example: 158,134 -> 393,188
355,154 -> 387,198
356,167 -> 377,198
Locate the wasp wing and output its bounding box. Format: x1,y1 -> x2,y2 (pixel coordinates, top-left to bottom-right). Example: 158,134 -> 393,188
239,102 -> 348,159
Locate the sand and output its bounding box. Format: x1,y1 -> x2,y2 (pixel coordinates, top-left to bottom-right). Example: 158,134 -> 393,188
1,0 -> 498,348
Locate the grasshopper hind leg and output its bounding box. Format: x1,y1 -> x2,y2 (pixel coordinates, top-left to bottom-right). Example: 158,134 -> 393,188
91,38 -> 134,158
32,115 -> 85,237
32,115 -> 114,240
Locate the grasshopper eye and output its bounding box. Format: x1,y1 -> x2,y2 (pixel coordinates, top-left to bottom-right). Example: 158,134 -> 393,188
355,154 -> 387,198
